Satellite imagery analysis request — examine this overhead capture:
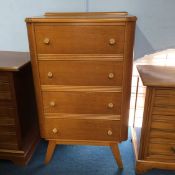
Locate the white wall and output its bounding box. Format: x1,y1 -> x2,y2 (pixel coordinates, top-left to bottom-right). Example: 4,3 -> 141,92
88,0 -> 175,58
0,0 -> 86,52
0,0 -> 175,59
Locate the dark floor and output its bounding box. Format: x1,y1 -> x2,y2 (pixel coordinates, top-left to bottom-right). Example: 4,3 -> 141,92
0,131 -> 175,175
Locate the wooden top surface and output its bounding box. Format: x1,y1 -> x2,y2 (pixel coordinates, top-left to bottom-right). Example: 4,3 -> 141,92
26,12 -> 137,23
137,65 -> 175,87
0,51 -> 30,71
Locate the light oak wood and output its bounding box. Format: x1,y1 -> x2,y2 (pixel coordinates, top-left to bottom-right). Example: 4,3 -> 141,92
35,25 -> 125,54
42,91 -> 122,114
132,65 -> 175,173
44,12 -> 129,17
44,118 -> 120,141
45,140 -> 56,164
26,12 -> 136,168
38,60 -> 123,86
110,143 -> 123,168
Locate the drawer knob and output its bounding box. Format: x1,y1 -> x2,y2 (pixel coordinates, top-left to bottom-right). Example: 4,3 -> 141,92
44,38 -> 50,44
109,38 -> 116,45
48,72 -> 53,78
50,101 -> 56,107
108,103 -> 114,108
52,128 -> 58,134
108,73 -> 114,79
171,146 -> 175,153
107,130 -> 113,136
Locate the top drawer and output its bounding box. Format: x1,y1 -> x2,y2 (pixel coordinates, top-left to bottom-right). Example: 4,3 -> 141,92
34,25 -> 125,54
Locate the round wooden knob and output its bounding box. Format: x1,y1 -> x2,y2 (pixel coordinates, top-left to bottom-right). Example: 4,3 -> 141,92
52,128 -> 58,134
48,72 -> 53,78
109,38 -> 116,45
108,103 -> 114,108
50,101 -> 55,107
43,38 -> 50,44
107,130 -> 113,136
108,73 -> 114,79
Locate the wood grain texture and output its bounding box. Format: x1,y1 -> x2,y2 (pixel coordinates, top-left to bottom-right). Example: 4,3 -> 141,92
0,51 -> 39,165
132,66 -> 175,173
26,12 -> 137,23
35,25 -> 125,54
43,91 -> 122,114
44,118 -> 121,141
38,60 -> 123,86
26,12 -> 136,167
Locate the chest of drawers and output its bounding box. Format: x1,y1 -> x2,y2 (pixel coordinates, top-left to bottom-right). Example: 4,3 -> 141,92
0,51 -> 39,165
132,65 -> 175,173
26,12 -> 136,168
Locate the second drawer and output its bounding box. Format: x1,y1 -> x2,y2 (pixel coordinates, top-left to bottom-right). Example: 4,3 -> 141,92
38,60 -> 123,86
43,91 -> 121,114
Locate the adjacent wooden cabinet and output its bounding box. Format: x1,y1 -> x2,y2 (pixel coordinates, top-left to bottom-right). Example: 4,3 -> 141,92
0,51 -> 39,165
26,12 -> 136,168
132,65 -> 175,173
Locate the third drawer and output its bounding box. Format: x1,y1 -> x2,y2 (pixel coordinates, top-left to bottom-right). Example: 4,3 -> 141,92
43,91 -> 121,114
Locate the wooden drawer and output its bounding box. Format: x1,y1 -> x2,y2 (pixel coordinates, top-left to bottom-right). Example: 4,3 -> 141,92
35,25 -> 125,54
155,88 -> 175,96
0,92 -> 12,100
0,73 -> 10,83
0,133 -> 18,149
43,91 -> 121,114
0,82 -> 10,91
152,106 -> 175,116
150,129 -> 175,143
44,118 -> 120,141
154,88 -> 175,106
39,60 -> 123,86
151,120 -> 175,132
0,73 -> 11,100
148,143 -> 175,159
0,107 -> 16,119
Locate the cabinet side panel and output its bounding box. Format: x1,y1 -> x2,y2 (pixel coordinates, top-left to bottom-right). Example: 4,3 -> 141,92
26,23 -> 45,137
120,21 -> 136,141
139,87 -> 154,159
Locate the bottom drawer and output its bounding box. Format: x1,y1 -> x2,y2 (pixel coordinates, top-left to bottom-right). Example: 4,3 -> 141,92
44,118 -> 121,141
149,143 -> 175,160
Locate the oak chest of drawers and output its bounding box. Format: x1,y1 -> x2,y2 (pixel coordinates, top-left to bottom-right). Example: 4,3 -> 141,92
132,65 -> 175,173
26,12 -> 136,168
0,51 -> 39,165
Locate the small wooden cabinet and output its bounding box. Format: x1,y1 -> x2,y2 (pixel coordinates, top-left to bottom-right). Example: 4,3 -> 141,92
26,12 -> 136,168
132,65 -> 175,173
0,51 -> 39,165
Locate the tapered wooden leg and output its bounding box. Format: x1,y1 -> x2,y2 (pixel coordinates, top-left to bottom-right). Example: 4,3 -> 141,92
110,143 -> 123,169
45,140 -> 56,164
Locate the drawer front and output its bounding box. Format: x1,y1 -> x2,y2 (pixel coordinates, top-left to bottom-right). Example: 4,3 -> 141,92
0,82 -> 10,91
43,91 -> 121,114
0,107 -> 16,119
0,135 -> 18,149
148,143 -> 175,160
151,121 -> 175,132
0,92 -> 12,100
44,118 -> 120,141
39,61 -> 123,86
0,73 -> 12,100
0,73 -> 10,83
35,25 -> 125,54
150,130 -> 175,144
